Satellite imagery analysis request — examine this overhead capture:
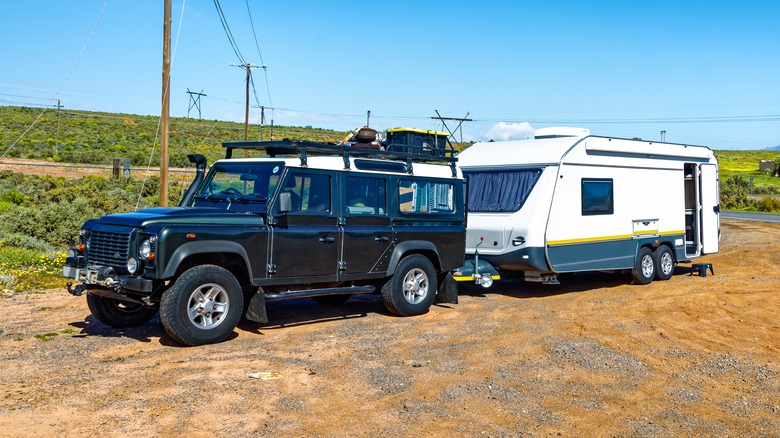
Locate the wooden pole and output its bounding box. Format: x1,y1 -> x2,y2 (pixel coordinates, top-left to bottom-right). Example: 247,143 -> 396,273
160,0 -> 171,206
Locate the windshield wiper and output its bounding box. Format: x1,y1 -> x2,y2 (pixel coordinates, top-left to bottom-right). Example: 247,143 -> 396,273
234,193 -> 267,203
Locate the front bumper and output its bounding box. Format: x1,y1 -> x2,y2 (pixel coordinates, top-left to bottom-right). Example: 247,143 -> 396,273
63,265 -> 154,295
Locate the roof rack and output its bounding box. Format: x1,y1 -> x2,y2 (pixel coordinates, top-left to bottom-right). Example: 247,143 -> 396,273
222,139 -> 459,177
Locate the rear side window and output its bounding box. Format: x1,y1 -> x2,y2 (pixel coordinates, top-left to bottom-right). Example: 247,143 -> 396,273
346,176 -> 386,215
465,169 -> 542,212
581,178 -> 613,215
399,180 -> 454,214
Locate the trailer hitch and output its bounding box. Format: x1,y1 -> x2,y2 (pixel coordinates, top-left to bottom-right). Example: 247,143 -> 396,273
472,237 -> 494,288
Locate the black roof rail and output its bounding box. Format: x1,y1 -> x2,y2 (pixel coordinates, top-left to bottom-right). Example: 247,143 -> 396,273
222,139 -> 459,177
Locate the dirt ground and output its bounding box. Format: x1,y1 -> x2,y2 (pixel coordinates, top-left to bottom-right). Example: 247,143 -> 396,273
1,220 -> 778,437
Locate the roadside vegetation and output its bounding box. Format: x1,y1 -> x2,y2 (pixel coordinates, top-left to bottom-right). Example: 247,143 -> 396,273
0,105 -> 778,291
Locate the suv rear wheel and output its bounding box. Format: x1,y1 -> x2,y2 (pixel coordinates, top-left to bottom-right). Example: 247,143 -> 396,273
160,265 -> 243,346
382,255 -> 437,316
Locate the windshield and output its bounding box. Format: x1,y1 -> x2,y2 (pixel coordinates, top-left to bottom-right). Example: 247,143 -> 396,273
192,162 -> 284,213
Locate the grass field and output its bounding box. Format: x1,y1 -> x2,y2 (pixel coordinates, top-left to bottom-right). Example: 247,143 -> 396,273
715,150 -> 780,193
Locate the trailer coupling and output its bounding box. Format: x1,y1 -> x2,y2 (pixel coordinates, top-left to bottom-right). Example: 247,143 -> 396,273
452,237 -> 500,288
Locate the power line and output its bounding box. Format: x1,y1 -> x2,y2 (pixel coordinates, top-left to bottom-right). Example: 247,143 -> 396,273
213,0 -> 245,64
1,0 -> 110,159
245,0 -> 272,108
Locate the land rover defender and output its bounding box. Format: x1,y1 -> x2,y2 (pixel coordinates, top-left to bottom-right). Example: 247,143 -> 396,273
63,140 -> 465,346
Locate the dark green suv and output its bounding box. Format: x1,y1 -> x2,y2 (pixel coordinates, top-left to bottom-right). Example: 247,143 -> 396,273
63,141 -> 465,345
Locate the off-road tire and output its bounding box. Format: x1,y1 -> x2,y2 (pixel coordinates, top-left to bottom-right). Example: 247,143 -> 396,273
86,293 -> 157,328
160,265 -> 243,346
631,247 -> 655,285
653,245 -> 675,281
382,255 -> 437,316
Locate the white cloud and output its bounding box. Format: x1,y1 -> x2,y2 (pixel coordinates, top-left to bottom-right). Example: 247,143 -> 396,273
483,122 -> 535,142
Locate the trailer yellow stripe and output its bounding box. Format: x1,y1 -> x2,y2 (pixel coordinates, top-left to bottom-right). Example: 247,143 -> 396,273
548,230 -> 684,247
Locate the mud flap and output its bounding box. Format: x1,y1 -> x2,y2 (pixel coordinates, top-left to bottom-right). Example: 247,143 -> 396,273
435,273 -> 458,304
245,290 -> 268,323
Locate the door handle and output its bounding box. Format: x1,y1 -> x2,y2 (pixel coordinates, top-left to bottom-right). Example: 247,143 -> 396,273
374,236 -> 390,243
319,237 -> 335,244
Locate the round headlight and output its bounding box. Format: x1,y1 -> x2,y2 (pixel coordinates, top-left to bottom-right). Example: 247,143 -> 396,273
140,240 -> 152,259
127,257 -> 139,275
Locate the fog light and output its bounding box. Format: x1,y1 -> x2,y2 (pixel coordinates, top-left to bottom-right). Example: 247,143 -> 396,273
127,257 -> 139,275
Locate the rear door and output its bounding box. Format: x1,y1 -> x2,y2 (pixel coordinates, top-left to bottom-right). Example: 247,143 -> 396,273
340,175 -> 393,276
700,163 -> 720,254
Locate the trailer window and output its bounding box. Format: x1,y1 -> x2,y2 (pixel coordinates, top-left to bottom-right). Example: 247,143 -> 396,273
464,169 -> 542,212
581,179 -> 613,215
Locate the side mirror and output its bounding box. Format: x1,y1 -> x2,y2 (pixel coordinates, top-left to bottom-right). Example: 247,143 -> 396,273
278,192 -> 292,213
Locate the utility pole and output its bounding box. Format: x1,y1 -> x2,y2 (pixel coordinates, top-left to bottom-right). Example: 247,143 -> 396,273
186,88 -> 206,119
432,110 -> 472,147
160,0 -> 171,207
230,62 -> 258,142
260,106 -> 265,141
55,99 -> 62,157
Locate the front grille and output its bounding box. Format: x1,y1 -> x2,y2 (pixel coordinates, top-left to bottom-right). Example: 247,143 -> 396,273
87,229 -> 132,267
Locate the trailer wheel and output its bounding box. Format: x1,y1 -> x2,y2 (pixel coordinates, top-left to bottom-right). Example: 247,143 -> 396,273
160,265 -> 243,346
631,247 -> 655,285
653,246 -> 675,281
86,293 -> 157,328
382,255 -> 437,316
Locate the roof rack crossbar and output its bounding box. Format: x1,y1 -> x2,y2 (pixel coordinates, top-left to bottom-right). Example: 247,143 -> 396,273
222,140 -> 458,173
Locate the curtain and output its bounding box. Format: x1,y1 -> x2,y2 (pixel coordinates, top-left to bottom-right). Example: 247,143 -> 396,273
465,169 -> 542,212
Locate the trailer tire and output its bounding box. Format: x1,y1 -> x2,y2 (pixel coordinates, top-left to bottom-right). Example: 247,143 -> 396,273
653,246 -> 675,281
160,265 -> 243,346
631,247 -> 655,285
382,255 -> 437,316
86,293 -> 157,328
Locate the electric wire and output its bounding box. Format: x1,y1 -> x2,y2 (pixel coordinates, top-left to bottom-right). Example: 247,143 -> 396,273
245,0 -> 273,108
213,0 -> 245,64
136,0 -> 187,210
1,0 -> 110,159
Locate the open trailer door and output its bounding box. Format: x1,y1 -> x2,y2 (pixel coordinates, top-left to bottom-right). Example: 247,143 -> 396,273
700,163 -> 720,254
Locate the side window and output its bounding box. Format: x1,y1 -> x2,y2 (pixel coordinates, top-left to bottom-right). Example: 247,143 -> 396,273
399,180 -> 455,214
281,172 -> 331,213
346,176 -> 386,215
581,178 -> 613,215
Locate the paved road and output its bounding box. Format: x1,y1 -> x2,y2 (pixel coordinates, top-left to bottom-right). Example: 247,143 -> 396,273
722,210 -> 780,224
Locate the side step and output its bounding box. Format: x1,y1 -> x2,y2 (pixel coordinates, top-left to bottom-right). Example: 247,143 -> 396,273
264,285 -> 376,302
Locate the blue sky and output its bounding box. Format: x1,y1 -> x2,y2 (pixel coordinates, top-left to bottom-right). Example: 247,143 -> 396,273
1,0 -> 779,149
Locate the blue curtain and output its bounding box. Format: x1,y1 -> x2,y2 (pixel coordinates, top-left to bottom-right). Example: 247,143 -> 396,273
465,169 -> 542,212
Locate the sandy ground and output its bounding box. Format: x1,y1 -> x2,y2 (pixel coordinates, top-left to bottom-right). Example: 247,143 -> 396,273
0,220 -> 778,437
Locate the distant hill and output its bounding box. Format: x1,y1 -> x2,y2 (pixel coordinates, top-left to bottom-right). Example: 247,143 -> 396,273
0,105 -> 347,167
766,145 -> 780,150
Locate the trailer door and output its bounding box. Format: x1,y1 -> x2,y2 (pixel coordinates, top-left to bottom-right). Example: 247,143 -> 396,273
700,163 -> 720,254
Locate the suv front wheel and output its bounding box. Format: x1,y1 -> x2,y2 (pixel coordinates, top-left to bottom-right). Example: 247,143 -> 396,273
160,265 -> 244,346
382,255 -> 437,316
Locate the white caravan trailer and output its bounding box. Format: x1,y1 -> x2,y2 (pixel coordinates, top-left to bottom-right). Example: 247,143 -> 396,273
454,134 -> 720,286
